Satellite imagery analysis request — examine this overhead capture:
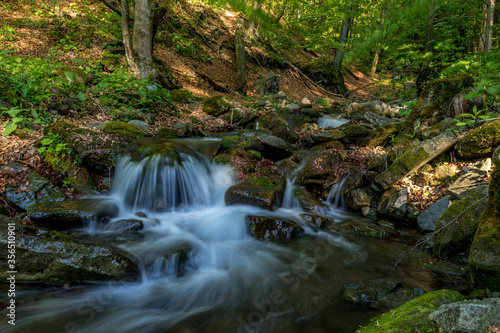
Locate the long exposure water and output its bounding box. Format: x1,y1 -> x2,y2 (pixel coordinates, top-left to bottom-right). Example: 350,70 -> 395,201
1,140 -> 437,333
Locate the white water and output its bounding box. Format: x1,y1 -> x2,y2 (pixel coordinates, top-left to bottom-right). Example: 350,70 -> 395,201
2,144 -> 432,333
317,116 -> 349,128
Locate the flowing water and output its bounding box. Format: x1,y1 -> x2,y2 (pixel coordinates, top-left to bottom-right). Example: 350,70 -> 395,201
316,116 -> 349,129
1,141 -> 437,333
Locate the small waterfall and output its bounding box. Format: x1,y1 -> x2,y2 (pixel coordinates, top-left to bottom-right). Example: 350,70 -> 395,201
111,151 -> 233,212
282,179 -> 300,209
325,177 -> 346,209
317,116 -> 349,128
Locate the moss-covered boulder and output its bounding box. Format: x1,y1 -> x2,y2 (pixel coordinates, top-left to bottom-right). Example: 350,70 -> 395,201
404,74 -> 474,134
44,151 -> 95,193
169,89 -> 192,103
433,185 -> 488,257
203,95 -> 230,116
311,129 -> 345,144
245,215 -> 303,239
342,124 -> 372,139
420,118 -> 457,140
225,175 -> 285,210
456,120 -> 500,159
0,219 -> 138,283
1,163 -> 66,211
375,131 -> 457,191
156,127 -> 178,139
28,199 -> 119,230
102,121 -> 149,139
364,123 -> 402,148
469,168 -> 500,291
297,149 -> 341,185
357,290 -> 466,333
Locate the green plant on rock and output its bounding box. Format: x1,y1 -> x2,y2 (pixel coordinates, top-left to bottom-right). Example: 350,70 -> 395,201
454,105 -> 497,129
0,106 -> 46,136
37,132 -> 74,163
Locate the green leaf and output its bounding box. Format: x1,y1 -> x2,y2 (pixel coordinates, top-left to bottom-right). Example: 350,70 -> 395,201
464,90 -> 482,99
77,92 -> 87,102
486,85 -> 500,95
3,123 -> 17,136
40,137 -> 53,145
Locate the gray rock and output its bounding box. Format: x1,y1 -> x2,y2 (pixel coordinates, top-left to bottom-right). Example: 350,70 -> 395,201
299,97 -> 312,108
346,100 -> 394,117
311,129 -> 345,143
1,163 -> 66,211
0,219 -> 138,283
28,199 -> 119,230
246,215 -> 303,239
433,185 -> 488,256
447,167 -> 488,200
429,298 -> 500,333
285,103 -> 300,110
105,219 -> 144,232
417,196 -> 451,231
146,113 -> 155,125
84,122 -> 106,129
128,119 -> 149,131
364,111 -> 398,127
173,121 -> 194,138
347,188 -> 373,210
375,131 -> 457,190
341,278 -> 400,304
260,135 -> 293,160
377,187 -> 409,220
255,73 -> 279,96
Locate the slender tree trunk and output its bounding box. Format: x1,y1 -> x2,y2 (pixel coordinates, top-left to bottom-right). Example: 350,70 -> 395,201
479,0 -> 495,53
370,0 -> 387,77
235,15 -> 247,94
333,5 -> 354,68
425,0 -> 437,54
121,0 -> 138,73
133,0 -> 157,77
275,4 -> 286,23
247,0 -> 261,41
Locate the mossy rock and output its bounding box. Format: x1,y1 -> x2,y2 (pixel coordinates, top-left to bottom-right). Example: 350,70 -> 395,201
99,54 -> 127,72
221,135 -> 240,149
156,127 -> 178,139
43,151 -> 95,194
469,168 -> 500,291
330,220 -> 396,238
203,96 -> 230,116
297,149 -> 341,184
357,290 -> 466,333
342,124 -> 372,138
364,123 -> 402,148
0,219 -> 138,283
433,185 -> 488,257
225,175 -> 285,210
405,74 -> 474,135
245,215 -> 304,240
169,89 -> 192,103
102,121 -> 149,139
456,120 -> 500,159
407,250 -> 467,278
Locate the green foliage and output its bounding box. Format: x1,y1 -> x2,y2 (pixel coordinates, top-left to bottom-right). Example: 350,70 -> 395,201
37,132 -> 74,163
170,32 -> 196,56
454,106 -> 498,130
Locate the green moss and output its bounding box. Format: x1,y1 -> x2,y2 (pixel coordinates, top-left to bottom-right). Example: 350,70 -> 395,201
221,135 -> 240,149
102,121 -> 148,139
169,89 -> 192,103
215,153 -> 232,164
44,151 -> 94,193
247,175 -> 283,191
50,231 -> 75,242
357,290 -> 466,333
457,120 -> 500,159
156,127 -> 177,139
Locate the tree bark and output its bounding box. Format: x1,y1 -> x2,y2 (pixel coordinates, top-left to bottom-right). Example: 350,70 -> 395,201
133,0 -> 157,77
247,0 -> 261,41
370,0 -> 387,77
121,0 -> 138,73
235,15 -> 247,94
479,0 -> 495,53
333,4 -> 354,69
425,0 -> 437,54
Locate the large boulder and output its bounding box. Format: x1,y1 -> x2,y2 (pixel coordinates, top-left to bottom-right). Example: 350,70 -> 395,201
433,185 -> 488,257
203,95 -> 231,116
260,136 -> 294,160
255,73 -> 279,96
296,149 -> 341,185
225,175 -> 285,210
377,187 -> 409,220
417,196 -> 451,231
346,100 -> 394,118
456,120 -> 500,159
404,74 -> 474,135
28,199 -> 120,230
245,215 -> 304,239
357,289 -> 466,333
375,131 -> 457,190
469,167 -> 500,291
429,298 -> 500,333
102,121 -> 149,139
0,218 -> 138,283
1,163 -> 66,211
447,160 -> 490,200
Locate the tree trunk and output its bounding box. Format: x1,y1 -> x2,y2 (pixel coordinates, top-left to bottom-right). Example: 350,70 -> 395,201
247,0 -> 261,41
370,0 -> 387,77
235,15 -> 247,95
425,0 -> 437,54
121,0 -> 138,73
479,0 -> 495,53
333,5 -> 354,69
133,0 -> 157,77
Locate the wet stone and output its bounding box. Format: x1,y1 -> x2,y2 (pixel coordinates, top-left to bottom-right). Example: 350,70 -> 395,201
246,215 -> 304,240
